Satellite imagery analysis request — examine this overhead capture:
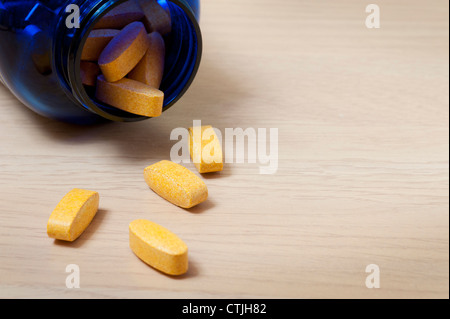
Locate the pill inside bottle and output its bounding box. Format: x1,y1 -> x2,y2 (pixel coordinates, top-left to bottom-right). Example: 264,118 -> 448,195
78,0 -> 201,120
0,1 -> 201,124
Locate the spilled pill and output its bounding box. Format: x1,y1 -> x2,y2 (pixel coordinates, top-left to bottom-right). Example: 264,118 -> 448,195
98,21 -> 149,82
144,160 -> 208,209
138,0 -> 172,35
189,125 -> 224,173
94,1 -> 144,30
81,29 -> 120,61
128,32 -> 165,89
129,219 -> 188,276
96,75 -> 163,117
47,189 -> 99,242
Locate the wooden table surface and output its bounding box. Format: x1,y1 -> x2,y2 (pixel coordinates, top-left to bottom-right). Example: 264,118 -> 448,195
0,0 -> 448,299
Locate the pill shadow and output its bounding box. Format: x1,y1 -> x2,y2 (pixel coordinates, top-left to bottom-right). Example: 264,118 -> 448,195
200,171 -> 231,180
183,199 -> 215,214
52,208 -> 108,248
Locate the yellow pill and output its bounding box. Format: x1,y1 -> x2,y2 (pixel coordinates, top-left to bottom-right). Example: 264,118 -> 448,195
96,75 -> 164,117
129,219 -> 188,276
189,125 -> 224,173
144,160 -> 208,209
94,1 -> 144,30
30,30 -> 51,75
81,29 -> 120,62
80,61 -> 100,87
128,32 -> 166,89
98,21 -> 149,82
138,0 -> 172,35
47,189 -> 99,242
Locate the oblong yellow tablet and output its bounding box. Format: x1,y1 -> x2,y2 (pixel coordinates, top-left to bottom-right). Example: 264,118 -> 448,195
129,219 -> 188,276
47,189 -> 99,242
80,61 -> 100,86
138,0 -> 172,35
189,125 -> 224,173
81,29 -> 120,61
96,75 -> 164,117
144,160 -> 208,209
94,1 -> 144,30
98,21 -> 149,82
128,32 -> 165,89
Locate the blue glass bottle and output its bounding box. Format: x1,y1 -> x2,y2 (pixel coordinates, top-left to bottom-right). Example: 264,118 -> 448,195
0,0 -> 201,124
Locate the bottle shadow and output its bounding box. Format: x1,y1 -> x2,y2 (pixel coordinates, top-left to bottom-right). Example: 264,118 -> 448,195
8,56 -> 249,165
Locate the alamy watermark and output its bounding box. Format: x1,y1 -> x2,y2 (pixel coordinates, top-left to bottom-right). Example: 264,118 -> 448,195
65,264 -> 80,289
65,4 -> 80,29
365,264 -> 381,288
65,4 -> 381,29
366,4 -> 381,29
66,3 -> 380,29
170,120 -> 279,175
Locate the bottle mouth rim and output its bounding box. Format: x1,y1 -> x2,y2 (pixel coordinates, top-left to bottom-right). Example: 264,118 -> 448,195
56,0 -> 202,122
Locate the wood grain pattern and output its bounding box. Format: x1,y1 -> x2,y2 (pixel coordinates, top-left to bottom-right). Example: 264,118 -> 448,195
0,0 -> 448,298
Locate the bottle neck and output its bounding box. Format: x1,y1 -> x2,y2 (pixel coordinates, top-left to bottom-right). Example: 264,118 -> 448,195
54,0 -> 202,122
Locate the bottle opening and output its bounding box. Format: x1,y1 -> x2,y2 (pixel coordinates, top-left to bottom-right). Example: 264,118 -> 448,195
67,0 -> 202,122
